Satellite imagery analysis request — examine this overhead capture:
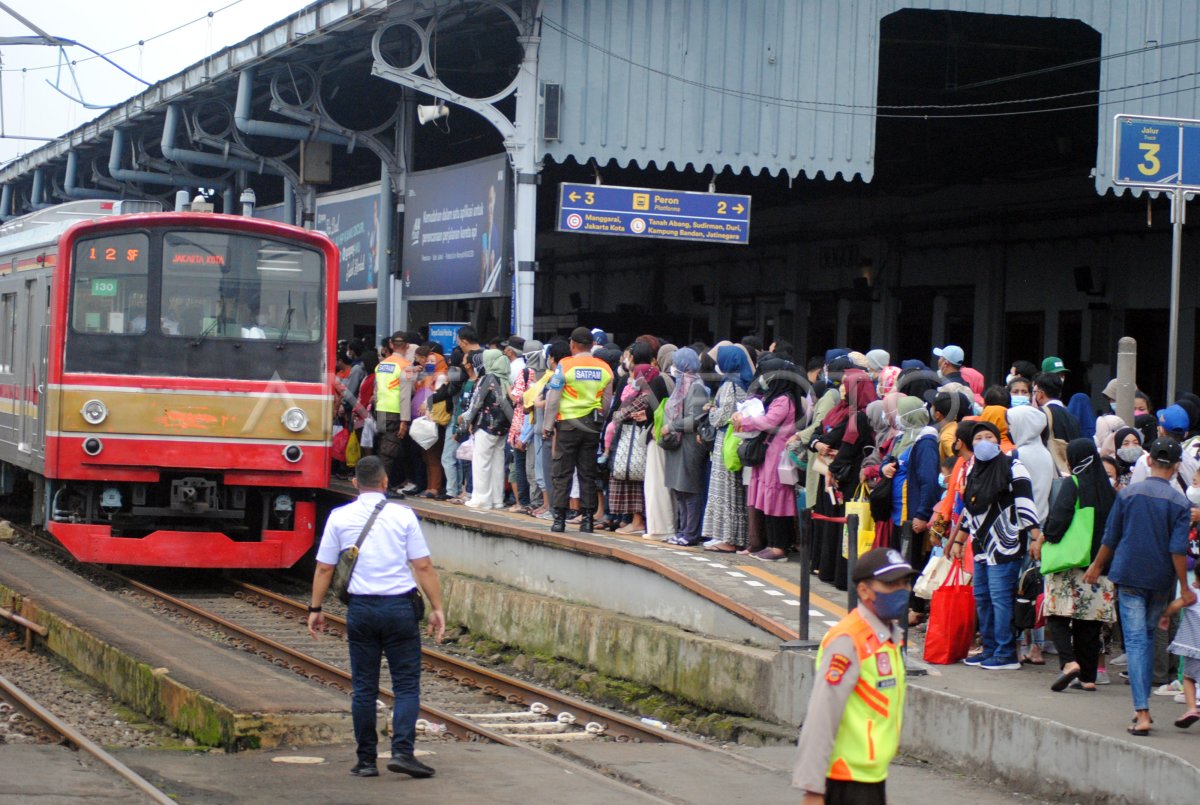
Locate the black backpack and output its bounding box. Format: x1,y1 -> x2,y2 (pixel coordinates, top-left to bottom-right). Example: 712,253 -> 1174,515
1013,561 -> 1044,631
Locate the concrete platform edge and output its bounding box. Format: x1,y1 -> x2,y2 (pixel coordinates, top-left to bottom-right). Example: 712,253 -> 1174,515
903,684 -> 1200,805
0,583 -> 345,750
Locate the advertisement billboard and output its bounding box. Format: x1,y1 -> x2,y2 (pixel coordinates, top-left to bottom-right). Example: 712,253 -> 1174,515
401,154 -> 509,300
315,182 -> 382,302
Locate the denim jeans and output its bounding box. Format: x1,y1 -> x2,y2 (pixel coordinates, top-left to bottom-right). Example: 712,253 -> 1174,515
440,431 -> 463,497
1118,586 -> 1173,711
346,594 -> 422,764
973,559 -> 1023,664
510,443 -> 530,506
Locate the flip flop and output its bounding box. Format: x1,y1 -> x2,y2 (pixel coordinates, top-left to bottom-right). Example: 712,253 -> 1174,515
1127,725 -> 1151,736
1051,669 -> 1080,692
1068,681 -> 1097,691
704,544 -> 739,553
1175,711 -> 1200,729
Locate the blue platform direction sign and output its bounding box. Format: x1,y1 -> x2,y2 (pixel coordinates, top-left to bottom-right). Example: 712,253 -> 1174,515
1113,114 -> 1200,190
557,183 -> 751,245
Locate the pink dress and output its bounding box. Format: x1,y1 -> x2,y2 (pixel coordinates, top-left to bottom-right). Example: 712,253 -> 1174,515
741,396 -> 797,517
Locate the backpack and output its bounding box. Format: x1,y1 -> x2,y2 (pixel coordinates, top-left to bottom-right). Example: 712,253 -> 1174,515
1013,560 -> 1044,631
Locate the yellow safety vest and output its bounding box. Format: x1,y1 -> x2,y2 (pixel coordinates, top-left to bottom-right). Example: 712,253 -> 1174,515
817,609 -> 906,784
374,355 -> 410,414
556,355 -> 612,422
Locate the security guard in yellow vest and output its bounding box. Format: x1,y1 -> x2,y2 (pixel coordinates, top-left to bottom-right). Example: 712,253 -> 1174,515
543,327 -> 612,534
793,548 -> 916,805
374,331 -> 416,494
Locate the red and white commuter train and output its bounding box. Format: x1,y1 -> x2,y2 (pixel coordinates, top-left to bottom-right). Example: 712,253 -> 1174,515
0,200 -> 337,567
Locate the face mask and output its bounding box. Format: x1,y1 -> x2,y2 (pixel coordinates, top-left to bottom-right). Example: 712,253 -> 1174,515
973,440 -> 1001,461
1117,446 -> 1143,464
1110,401 -> 1118,413
1188,486 -> 1200,507
1010,395 -> 1030,407
971,403 -> 983,416
938,474 -> 948,489
868,588 -> 910,623
669,366 -> 679,378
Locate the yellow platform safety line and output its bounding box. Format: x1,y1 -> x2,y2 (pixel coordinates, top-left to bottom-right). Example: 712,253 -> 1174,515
736,565 -> 848,618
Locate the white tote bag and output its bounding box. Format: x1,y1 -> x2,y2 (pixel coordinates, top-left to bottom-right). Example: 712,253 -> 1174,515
455,435 -> 475,461
410,415 -> 439,450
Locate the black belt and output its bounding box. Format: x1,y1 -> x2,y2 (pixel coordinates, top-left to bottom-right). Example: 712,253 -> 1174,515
348,589 -> 419,599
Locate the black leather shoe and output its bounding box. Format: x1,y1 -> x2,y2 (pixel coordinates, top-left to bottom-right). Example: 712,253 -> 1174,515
579,512 -> 594,533
349,762 -> 379,777
387,755 -> 435,778
550,509 -> 566,532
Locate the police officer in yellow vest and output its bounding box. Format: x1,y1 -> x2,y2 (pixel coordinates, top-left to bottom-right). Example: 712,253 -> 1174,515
543,327 -> 613,534
374,331 -> 416,495
793,548 -> 917,805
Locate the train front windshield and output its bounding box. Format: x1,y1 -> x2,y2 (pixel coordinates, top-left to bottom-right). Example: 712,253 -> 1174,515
66,228 -> 326,382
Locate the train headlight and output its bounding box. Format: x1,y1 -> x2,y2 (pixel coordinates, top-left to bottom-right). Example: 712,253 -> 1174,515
281,407 -> 308,433
283,445 -> 303,463
82,438 -> 103,456
81,399 -> 108,425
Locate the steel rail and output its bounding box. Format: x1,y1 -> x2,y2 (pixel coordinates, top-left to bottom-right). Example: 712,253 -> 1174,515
232,579 -> 709,747
114,575 -> 513,746
0,673 -> 175,804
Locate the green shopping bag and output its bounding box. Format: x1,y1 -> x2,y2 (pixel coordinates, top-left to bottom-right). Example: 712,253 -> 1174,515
1041,477 -> 1094,575
722,423 -> 742,473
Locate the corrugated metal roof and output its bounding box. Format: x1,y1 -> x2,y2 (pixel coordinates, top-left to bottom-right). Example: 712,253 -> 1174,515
538,0 -> 1200,193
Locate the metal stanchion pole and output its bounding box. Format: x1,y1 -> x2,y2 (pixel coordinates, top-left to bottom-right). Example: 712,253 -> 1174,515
899,520 -> 927,676
846,514 -> 859,611
781,506 -> 820,651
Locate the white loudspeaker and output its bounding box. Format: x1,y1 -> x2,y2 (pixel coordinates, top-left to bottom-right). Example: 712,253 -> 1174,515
417,104 -> 450,126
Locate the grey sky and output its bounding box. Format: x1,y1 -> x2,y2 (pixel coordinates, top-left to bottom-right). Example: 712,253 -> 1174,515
0,1 -> 310,167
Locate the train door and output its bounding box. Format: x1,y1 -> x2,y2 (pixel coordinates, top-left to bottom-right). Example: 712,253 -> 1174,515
17,277 -> 42,456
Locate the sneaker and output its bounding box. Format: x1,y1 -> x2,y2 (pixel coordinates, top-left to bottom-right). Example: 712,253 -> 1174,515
1095,670 -> 1111,685
1174,692 -> 1187,704
1119,671 -> 1129,680
962,654 -> 989,667
1154,680 -> 1183,696
401,482 -> 419,494
1110,653 -> 1128,666
349,762 -> 379,777
981,658 -> 1022,671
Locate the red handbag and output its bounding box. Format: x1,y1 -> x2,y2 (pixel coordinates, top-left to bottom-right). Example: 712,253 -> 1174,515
923,560 -> 976,665
331,428 -> 350,463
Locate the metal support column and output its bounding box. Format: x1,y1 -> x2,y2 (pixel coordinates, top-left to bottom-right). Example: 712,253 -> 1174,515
511,29 -> 541,340
375,163 -> 394,345
1168,189 -> 1187,403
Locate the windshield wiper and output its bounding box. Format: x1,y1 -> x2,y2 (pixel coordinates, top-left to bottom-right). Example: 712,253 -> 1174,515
276,290 -> 295,350
190,306 -> 224,347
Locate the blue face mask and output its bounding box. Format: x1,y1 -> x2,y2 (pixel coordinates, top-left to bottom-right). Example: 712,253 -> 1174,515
1010,395 -> 1030,407
868,588 -> 909,623
973,440 -> 1001,461
1110,401 -> 1118,413
937,474 -> 948,489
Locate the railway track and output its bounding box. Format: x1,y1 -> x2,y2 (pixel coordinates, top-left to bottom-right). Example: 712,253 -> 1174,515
0,673 -> 174,804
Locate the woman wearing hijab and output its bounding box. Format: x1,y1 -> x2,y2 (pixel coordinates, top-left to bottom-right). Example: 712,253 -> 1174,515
414,346 -> 450,498
1006,405 -> 1056,664
979,405 -> 1016,454
813,366 -> 878,588
702,346 -> 754,552
643,344 -> 678,538
605,363 -> 658,536
1094,412 -> 1127,458
886,396 -> 940,580
859,395 -> 903,550
947,421 -> 1044,670
1111,426 -> 1144,488
1034,439 -> 1117,692
661,348 -> 711,546
1067,393 -> 1098,441
460,348 -> 512,510
793,354 -> 843,564
733,353 -> 800,562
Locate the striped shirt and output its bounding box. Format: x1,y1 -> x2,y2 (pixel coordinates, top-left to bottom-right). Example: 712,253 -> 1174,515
962,457 -> 1041,565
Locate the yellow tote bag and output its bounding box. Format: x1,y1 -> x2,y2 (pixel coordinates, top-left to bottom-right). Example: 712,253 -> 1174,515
841,484 -> 876,559
345,431 -> 362,468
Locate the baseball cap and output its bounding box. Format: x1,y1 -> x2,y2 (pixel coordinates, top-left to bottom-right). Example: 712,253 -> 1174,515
1157,404 -> 1190,434
1041,356 -> 1068,374
852,548 -> 918,583
933,345 -> 964,367
569,326 -> 594,346
590,328 -> 608,346
1148,436 -> 1183,465
827,355 -> 856,372
502,335 -> 526,352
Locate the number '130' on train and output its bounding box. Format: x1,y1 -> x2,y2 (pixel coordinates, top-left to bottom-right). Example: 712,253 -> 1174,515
0,200 -> 337,567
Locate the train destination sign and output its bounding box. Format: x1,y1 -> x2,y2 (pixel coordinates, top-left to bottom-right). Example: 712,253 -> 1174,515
1113,114 -> 1200,190
556,183 -> 751,245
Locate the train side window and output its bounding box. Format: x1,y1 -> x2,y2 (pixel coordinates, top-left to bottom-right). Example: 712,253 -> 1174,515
70,232 -> 149,335
0,293 -> 14,374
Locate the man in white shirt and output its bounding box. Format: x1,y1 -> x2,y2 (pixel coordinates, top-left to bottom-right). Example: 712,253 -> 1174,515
308,456 -> 446,779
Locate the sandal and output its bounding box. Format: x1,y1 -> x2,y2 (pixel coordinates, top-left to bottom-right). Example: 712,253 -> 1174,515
1175,710 -> 1200,729
1051,669 -> 1079,692
704,543 -> 739,553
751,548 -> 788,562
